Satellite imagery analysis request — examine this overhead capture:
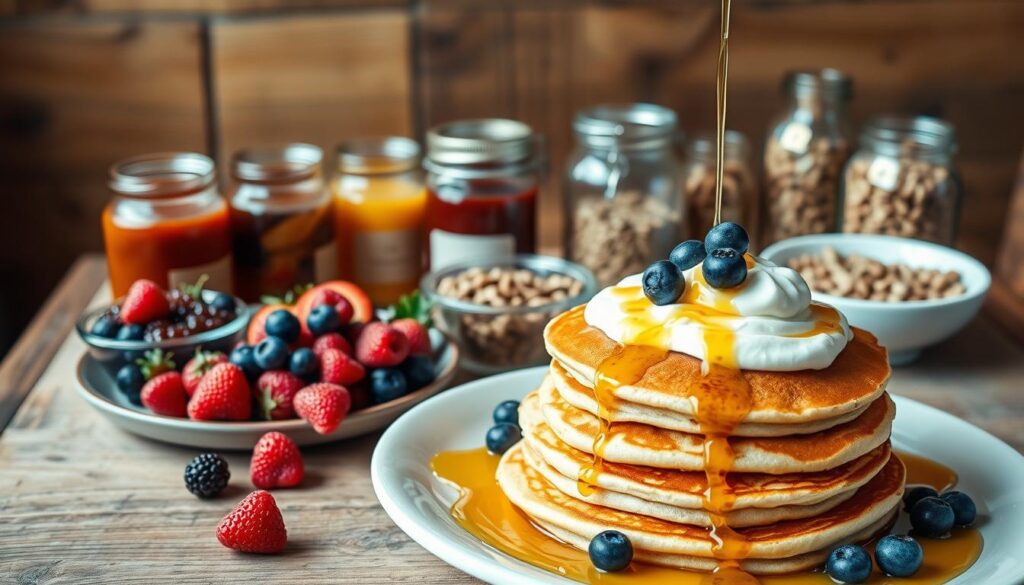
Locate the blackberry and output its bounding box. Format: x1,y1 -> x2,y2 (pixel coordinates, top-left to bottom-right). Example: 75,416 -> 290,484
184,453 -> 230,499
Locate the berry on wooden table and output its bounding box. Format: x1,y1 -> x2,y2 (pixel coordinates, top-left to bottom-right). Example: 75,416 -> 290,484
216,490 -> 287,554
250,432 -> 304,489
184,453 -> 230,499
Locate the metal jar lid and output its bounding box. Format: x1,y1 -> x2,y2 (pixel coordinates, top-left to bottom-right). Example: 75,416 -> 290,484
425,119 -> 537,166
573,103 -> 678,150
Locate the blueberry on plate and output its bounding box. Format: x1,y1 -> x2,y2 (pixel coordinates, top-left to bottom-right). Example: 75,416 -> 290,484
307,304 -> 341,337
115,364 -> 145,405
370,368 -> 409,404
115,324 -> 145,342
642,260 -> 686,306
668,240 -> 707,272
485,423 -> 522,455
253,336 -> 290,371
588,530 -> 633,572
874,534 -> 923,577
210,292 -> 236,314
910,496 -> 955,538
940,491 -> 977,526
493,400 -> 521,426
289,347 -> 320,382
264,309 -> 301,344
229,344 -> 263,381
704,221 -> 749,255
902,485 -> 939,510
702,248 -> 747,289
400,355 -> 436,390
825,544 -> 872,584
90,314 -> 121,339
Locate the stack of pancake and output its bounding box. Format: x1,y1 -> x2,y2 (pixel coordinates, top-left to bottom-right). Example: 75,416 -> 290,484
496,304 -> 902,575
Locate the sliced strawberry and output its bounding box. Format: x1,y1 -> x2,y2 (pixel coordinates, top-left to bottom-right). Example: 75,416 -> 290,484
295,281 -> 373,327
120,279 -> 170,325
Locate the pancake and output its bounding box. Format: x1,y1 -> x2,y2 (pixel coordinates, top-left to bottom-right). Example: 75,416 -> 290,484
520,389 -> 893,511
544,305 -> 890,424
550,359 -> 868,437
498,443 -> 904,566
537,380 -> 895,473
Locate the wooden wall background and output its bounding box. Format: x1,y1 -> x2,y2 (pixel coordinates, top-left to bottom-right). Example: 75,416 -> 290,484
1,0 -> 1022,354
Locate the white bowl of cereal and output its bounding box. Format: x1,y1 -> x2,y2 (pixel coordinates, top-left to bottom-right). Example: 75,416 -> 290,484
761,233 -> 990,365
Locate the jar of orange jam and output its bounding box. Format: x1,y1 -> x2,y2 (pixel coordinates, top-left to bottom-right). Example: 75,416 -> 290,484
332,137 -> 425,306
102,153 -> 233,298
228,144 -> 337,302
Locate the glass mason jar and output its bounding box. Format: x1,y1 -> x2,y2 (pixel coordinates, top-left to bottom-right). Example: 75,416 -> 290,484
103,152 -> 233,297
564,103 -> 683,288
683,130 -> 755,241
424,119 -> 539,272
333,137 -> 426,306
763,69 -> 853,244
228,144 -> 336,302
840,116 -> 960,244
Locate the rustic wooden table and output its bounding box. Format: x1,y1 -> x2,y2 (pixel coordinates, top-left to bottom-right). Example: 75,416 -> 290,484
2,255 -> 1023,584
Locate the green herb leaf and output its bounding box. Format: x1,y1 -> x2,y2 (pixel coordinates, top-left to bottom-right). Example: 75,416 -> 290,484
388,290 -> 432,327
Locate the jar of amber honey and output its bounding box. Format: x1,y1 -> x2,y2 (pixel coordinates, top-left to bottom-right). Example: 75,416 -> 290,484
333,137 -> 425,306
103,152 -> 233,297
228,144 -> 337,302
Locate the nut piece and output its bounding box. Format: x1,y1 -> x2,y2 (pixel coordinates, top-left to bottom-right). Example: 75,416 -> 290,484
787,246 -> 965,302
764,135 -> 849,242
685,159 -> 754,238
434,267 -> 585,369
571,191 -> 680,287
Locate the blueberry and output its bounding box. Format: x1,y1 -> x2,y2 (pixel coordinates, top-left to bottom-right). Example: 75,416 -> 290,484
940,491 -> 977,526
264,310 -> 301,344
115,324 -> 145,342
825,544 -> 872,584
493,400 -> 520,426
210,293 -> 236,314
115,364 -> 145,397
668,240 -> 707,272
702,248 -> 747,289
704,221 -> 749,255
902,485 -> 938,510
289,348 -> 320,382
307,304 -> 341,337
229,344 -> 263,381
588,530 -> 633,572
874,534 -> 923,577
370,368 -> 409,404
642,260 -> 686,306
485,423 -> 522,454
253,336 -> 290,371
400,355 -> 436,390
910,496 -> 955,538
90,315 -> 121,339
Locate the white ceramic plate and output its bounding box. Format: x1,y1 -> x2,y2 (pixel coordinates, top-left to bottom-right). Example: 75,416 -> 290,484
372,366 -> 1024,585
76,332 -> 459,449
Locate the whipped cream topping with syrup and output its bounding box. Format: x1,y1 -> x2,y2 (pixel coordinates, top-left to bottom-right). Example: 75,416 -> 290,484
583,254 -> 852,371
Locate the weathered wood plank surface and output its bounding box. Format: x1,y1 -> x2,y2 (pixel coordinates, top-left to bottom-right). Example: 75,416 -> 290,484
0,259 -> 1022,584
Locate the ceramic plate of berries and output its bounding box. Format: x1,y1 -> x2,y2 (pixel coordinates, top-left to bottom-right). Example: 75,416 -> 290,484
371,367 -> 1024,585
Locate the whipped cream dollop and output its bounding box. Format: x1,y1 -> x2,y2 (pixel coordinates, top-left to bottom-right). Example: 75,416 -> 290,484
583,256 -> 852,371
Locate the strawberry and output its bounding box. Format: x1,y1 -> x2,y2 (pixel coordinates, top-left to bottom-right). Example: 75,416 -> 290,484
141,371 -> 188,417
312,332 -> 351,357
188,363 -> 252,421
120,279 -> 170,325
355,322 -> 409,368
182,350 -> 228,397
319,348 -> 365,386
255,371 -> 304,420
136,348 -> 176,380
390,318 -> 431,356
250,432 -> 304,489
216,490 -> 287,554
293,383 -> 351,435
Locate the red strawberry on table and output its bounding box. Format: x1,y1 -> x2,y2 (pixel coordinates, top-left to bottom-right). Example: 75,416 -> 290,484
255,371 -> 304,421
182,350 -> 228,397
188,363 -> 252,421
120,279 -> 170,325
250,431 -> 304,489
354,322 -> 409,368
141,371 -> 188,417
390,318 -> 431,356
294,383 -> 351,435
311,332 -> 351,358
319,348 -> 365,386
216,490 -> 287,554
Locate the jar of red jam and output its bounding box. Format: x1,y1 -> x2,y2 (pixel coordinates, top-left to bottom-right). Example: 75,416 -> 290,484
228,144 -> 337,302
103,152 -> 233,297
423,119 -> 539,271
